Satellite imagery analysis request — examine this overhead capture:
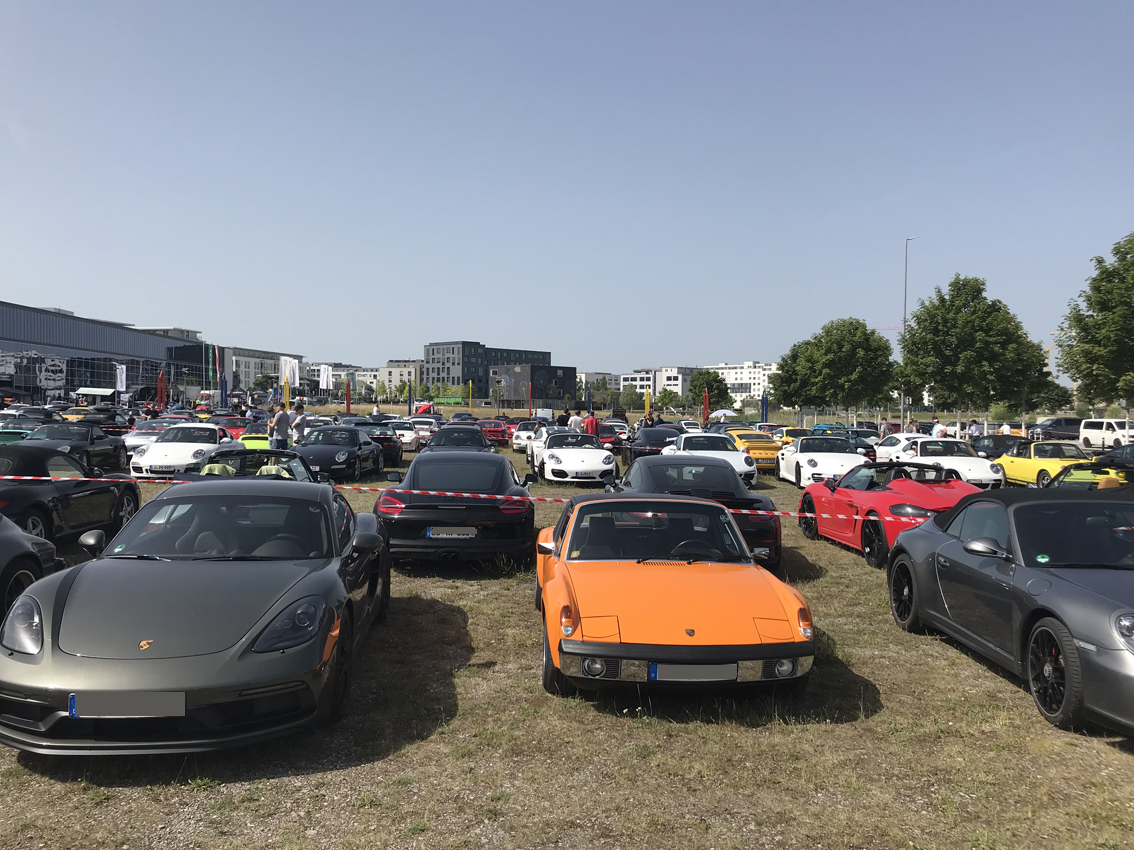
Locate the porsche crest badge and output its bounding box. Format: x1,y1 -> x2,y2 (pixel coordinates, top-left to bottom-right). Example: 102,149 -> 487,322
685,629 -> 695,637
139,640 -> 153,651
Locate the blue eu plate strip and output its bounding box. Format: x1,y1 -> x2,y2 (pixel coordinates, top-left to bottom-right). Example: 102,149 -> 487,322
647,663 -> 658,682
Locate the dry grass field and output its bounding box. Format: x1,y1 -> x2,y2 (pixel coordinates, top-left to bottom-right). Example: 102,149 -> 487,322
2,446 -> 1133,849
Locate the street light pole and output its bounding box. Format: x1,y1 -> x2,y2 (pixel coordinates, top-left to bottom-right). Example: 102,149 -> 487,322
900,236 -> 919,429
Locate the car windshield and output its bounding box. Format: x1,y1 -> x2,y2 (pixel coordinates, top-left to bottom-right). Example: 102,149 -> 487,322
565,501 -> 749,562
1032,443 -> 1088,460
837,464 -> 958,490
637,428 -> 675,445
132,421 -> 169,433
733,431 -> 771,442
797,437 -> 856,454
1052,466 -> 1132,490
681,435 -> 736,452
388,422 -> 414,432
242,422 -> 268,435
156,427 -> 219,444
300,429 -> 358,446
27,424 -> 90,441
106,495 -> 333,560
516,422 -> 538,433
431,429 -> 489,447
412,461 -> 502,493
547,433 -> 602,449
647,463 -> 741,494
918,440 -> 977,458
0,422 -> 35,432
1013,502 -> 1134,568
202,453 -> 313,481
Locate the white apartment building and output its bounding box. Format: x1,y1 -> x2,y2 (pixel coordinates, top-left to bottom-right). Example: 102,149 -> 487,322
619,367 -> 699,398
224,347 -> 305,392
577,371 -> 615,388
706,361 -> 779,406
380,359 -> 423,395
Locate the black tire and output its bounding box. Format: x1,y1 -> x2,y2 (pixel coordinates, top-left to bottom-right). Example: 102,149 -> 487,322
798,495 -> 819,540
116,447 -> 127,470
377,453 -> 385,475
534,581 -> 543,612
1027,617 -> 1085,730
17,508 -> 52,542
888,556 -> 923,633
794,466 -> 802,489
1,558 -> 42,613
325,611 -> 354,722
774,458 -> 781,480
1037,470 -> 1052,488
114,489 -> 138,532
541,622 -> 576,697
351,459 -> 362,483
538,463 -> 547,482
862,516 -> 888,569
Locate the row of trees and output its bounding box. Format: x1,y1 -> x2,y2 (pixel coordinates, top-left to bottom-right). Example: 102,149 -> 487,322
770,232 -> 1134,418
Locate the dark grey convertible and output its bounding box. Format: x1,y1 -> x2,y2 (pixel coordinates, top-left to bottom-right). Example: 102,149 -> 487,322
887,488 -> 1134,734
0,479 -> 391,755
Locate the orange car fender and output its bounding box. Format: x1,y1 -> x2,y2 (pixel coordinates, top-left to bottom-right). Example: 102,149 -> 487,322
535,526 -> 555,590
777,581 -> 813,639
540,569 -> 579,669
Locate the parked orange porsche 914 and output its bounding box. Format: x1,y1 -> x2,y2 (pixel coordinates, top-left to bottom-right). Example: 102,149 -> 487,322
535,493 -> 814,696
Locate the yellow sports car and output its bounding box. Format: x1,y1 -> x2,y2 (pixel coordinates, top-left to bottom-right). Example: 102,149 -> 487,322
728,430 -> 779,471
61,406 -> 90,421
998,440 -> 1091,487
771,427 -> 811,447
238,421 -> 271,448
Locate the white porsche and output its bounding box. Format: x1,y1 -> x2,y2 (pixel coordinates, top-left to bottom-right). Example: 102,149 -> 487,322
123,419 -> 173,455
511,420 -> 540,452
660,431 -> 758,487
130,423 -> 236,478
527,425 -> 569,470
776,435 -> 866,488
386,420 -> 422,452
874,433 -> 932,462
888,437 -> 1005,488
537,432 -> 617,483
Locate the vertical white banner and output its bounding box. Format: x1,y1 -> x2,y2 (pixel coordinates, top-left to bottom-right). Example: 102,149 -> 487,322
115,364 -> 127,392
278,357 -> 300,386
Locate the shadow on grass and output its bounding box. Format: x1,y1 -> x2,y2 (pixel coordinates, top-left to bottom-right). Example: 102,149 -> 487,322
17,594 -> 473,785
395,556 -> 535,581
776,546 -> 826,584
585,627 -> 881,728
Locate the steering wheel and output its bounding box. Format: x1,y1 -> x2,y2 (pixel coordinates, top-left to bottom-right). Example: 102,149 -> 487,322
669,539 -> 721,560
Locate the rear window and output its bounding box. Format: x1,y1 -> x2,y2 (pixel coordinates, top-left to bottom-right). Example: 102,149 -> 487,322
413,461 -> 502,493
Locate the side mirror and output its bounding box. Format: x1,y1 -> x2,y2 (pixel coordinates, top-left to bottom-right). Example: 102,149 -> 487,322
750,546 -> 770,562
962,537 -> 1013,561
537,541 -> 555,555
823,477 -> 837,490
95,434 -> 107,440
350,531 -> 383,552
317,472 -> 331,484
88,467 -> 103,478
79,529 -> 107,556
856,447 -> 866,454
523,473 -> 538,486
221,437 -> 232,443
387,472 -> 403,483
978,451 -> 987,458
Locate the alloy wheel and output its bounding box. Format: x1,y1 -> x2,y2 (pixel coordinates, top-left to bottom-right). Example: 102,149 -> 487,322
799,496 -> 819,540
862,519 -> 886,568
1029,626 -> 1066,716
890,562 -> 914,624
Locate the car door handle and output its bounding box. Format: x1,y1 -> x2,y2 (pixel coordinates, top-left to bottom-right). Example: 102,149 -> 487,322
937,555 -> 951,569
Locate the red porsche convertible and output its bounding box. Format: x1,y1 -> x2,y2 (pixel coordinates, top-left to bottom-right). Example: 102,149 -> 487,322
797,461 -> 980,568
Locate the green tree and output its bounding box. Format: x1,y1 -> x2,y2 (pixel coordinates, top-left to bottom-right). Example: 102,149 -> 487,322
655,388 -> 680,411
619,386 -> 642,411
393,380 -> 408,401
575,378 -> 585,401
460,382 -> 474,402
769,340 -> 825,410
1059,232 -> 1134,408
901,275 -> 1039,414
687,370 -> 731,412
251,373 -> 274,391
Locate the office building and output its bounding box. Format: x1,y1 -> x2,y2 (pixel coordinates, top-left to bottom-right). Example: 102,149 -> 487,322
423,340 -> 551,397
706,361 -> 779,405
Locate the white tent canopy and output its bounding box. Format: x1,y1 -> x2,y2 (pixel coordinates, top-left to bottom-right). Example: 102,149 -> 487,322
76,387 -> 115,397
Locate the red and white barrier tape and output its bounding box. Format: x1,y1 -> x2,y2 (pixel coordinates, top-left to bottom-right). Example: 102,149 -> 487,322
0,476 -> 927,524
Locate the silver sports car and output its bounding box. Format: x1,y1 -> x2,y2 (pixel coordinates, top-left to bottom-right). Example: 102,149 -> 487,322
0,478 -> 390,755
886,487 -> 1134,734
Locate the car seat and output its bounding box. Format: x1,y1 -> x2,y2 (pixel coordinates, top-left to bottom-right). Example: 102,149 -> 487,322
256,465 -> 293,479
884,468 -> 912,484
200,464 -> 235,476
578,516 -> 622,559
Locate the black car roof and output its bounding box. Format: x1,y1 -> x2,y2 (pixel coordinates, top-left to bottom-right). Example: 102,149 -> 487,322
410,450 -> 506,465
557,491 -> 732,510
934,485 -> 1134,529
436,424 -> 483,430
633,454 -> 735,469
153,478 -> 331,502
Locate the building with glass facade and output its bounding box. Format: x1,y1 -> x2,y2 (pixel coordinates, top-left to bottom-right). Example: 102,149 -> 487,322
0,301 -> 216,403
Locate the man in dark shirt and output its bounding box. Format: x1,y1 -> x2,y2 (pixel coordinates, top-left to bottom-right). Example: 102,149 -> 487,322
556,408 -> 570,427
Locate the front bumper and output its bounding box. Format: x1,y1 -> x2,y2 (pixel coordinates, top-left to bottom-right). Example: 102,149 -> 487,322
130,462 -> 197,478
1080,645 -> 1134,736
545,463 -> 616,482
557,638 -> 813,688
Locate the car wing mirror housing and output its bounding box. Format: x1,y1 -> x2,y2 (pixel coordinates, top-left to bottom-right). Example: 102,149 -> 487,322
962,537 -> 1013,561
79,529 -> 107,556
523,473 -> 538,486
350,531 -> 383,552
537,541 -> 555,555
316,472 -> 331,484
750,546 -> 770,562
823,477 -> 837,490
386,471 -> 403,482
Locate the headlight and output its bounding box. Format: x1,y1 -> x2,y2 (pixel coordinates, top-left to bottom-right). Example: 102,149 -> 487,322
601,454 -> 615,465
0,595 -> 43,655
134,446 -> 147,457
890,503 -> 933,517
546,452 -> 562,464
57,445 -> 71,453
990,463 -> 1003,474
744,456 -> 755,466
807,459 -> 818,468
1116,614 -> 1134,652
192,449 -> 207,459
253,596 -> 326,653
335,451 -> 349,462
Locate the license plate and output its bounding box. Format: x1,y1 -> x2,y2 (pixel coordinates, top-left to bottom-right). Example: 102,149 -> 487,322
755,458 -> 774,464
149,466 -> 175,473
69,691 -> 186,718
648,662 -> 738,682
574,471 -> 592,478
427,526 -> 477,539
310,465 -> 320,471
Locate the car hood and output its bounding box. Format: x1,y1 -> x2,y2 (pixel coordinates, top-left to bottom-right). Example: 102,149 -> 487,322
22,439 -> 80,452
58,559 -> 314,659
878,478 -> 980,508
667,449 -> 750,468
140,443 -> 215,462
547,448 -> 611,460
296,445 -> 357,459
565,561 -> 792,645
1048,568 -> 1134,609
419,446 -> 493,453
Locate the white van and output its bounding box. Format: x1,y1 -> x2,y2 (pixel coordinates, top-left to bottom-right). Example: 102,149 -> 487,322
1079,419 -> 1133,453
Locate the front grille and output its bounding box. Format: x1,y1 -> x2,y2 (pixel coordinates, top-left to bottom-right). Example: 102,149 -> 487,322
551,469 -> 568,479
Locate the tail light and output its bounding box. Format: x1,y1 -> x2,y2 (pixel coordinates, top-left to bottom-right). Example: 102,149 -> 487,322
376,490 -> 406,517
499,498 -> 529,515
798,606 -> 814,640
560,604 -> 579,637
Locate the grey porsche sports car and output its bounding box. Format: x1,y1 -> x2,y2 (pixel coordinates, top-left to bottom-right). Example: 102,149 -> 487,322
0,479 -> 391,755
886,487 -> 1134,735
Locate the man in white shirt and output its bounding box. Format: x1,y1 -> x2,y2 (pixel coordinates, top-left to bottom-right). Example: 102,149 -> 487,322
930,417 -> 947,438
372,403 -> 381,416
567,409 -> 584,431
999,421 -> 1012,435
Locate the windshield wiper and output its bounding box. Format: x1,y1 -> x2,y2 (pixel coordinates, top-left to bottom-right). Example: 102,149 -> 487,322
104,553 -> 170,561
190,555 -> 281,561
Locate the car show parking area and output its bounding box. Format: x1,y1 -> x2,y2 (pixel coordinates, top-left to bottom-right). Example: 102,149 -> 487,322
4,448 -> 1134,850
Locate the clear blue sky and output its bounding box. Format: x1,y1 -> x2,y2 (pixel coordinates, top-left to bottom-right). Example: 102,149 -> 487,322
3,2 -> 1132,377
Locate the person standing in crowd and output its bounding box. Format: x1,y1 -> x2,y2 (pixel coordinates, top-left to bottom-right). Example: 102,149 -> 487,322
653,409 -> 666,424
568,409 -> 584,431
270,404 -> 291,450
292,403 -> 309,444
880,419 -> 895,437
967,419 -> 982,441
906,417 -> 918,433
583,410 -> 599,436
999,421 -> 1012,435
931,417 -> 947,438
372,402 -> 381,416
556,408 -> 570,427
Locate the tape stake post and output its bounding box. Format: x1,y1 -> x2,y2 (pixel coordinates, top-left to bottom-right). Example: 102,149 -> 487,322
0,476 -> 927,522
